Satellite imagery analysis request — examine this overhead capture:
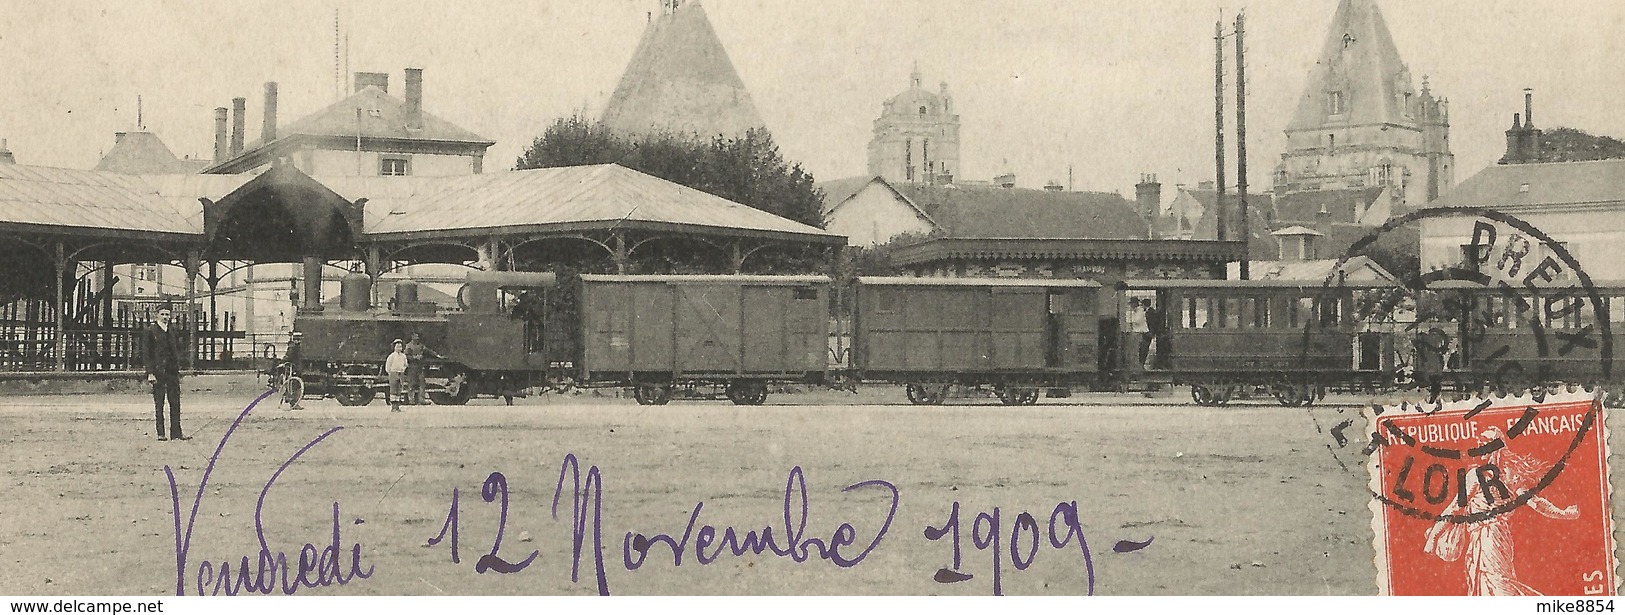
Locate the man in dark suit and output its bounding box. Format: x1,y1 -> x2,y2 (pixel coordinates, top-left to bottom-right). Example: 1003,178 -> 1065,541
142,306 -> 189,441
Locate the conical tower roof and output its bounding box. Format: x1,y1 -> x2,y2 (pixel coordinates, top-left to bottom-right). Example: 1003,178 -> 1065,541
601,1 -> 767,139
1286,0 -> 1416,133
95,131 -> 209,174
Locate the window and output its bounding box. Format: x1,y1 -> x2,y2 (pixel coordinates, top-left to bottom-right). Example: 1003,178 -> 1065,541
380,157 -> 409,176
1329,92 -> 1346,115
1342,33 -> 1354,49
919,105 -> 927,117
794,287 -> 818,301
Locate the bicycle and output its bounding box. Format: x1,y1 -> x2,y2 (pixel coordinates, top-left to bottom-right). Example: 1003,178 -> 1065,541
268,362 -> 305,410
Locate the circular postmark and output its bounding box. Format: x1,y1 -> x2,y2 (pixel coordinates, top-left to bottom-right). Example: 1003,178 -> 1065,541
1306,206 -> 1611,524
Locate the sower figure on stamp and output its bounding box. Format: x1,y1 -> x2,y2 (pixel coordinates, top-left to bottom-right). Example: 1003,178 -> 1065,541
1424,426 -> 1580,595
141,305 -> 189,441
404,332 -> 440,405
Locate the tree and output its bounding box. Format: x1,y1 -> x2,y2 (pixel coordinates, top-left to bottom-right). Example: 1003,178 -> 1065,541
514,113 -> 823,228
1535,127 -> 1625,163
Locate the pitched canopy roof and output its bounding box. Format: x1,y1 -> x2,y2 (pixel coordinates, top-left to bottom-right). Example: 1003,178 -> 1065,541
324,164 -> 839,242
601,1 -> 767,138
1287,0 -> 1416,133
0,163 -> 842,257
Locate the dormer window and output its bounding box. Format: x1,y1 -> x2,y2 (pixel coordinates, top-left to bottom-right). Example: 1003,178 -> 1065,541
380,157 -> 410,176
918,105 -> 927,117
1342,33 -> 1354,49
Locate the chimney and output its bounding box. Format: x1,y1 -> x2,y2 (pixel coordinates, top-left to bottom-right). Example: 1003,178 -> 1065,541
1135,174 -> 1163,229
354,72 -> 389,94
994,173 -> 1016,189
0,138 -> 14,164
213,107 -> 228,162
230,97 -> 246,156
1523,88 -> 1535,128
1501,113 -> 1523,164
1521,89 -> 1543,163
114,131 -> 128,144
404,68 -> 423,129
262,82 -> 279,142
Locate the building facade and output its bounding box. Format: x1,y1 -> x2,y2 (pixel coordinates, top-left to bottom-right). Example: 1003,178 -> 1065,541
867,65 -> 961,186
1274,0 -> 1453,213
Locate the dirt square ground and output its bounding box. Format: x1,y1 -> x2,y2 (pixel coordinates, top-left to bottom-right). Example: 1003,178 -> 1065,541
2,381 -> 1618,595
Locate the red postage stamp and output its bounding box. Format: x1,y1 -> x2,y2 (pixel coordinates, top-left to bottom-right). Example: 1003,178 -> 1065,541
1368,390 -> 1617,596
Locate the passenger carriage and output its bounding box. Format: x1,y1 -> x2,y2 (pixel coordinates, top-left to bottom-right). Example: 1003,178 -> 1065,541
1118,278 -> 1407,406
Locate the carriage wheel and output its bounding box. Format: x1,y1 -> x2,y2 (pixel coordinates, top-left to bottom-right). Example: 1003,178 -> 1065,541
907,383 -> 945,405
1605,388 -> 1625,409
634,384 -> 671,406
1272,384 -> 1302,407
1212,385 -> 1236,407
1020,389 -> 1040,405
727,381 -> 768,406
999,386 -> 1023,406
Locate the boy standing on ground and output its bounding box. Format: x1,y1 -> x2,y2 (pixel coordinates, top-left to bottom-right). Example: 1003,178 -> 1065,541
386,339 -> 408,412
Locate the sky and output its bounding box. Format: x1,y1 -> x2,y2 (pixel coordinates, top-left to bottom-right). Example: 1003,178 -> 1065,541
1,0 -> 1622,197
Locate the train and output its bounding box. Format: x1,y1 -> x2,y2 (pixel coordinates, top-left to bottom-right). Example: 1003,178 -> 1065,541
276,269 -> 1624,407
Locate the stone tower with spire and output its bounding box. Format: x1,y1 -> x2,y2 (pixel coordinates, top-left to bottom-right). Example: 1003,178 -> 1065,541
1274,0 -> 1453,212
601,0 -> 767,139
868,64 -> 961,185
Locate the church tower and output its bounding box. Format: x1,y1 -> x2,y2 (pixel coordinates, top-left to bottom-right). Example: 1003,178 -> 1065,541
868,64 -> 960,185
1274,0 -> 1454,211
601,0 -> 767,139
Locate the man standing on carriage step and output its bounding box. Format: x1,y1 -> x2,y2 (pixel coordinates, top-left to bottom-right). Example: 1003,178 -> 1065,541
142,306 -> 188,441
404,332 -> 440,405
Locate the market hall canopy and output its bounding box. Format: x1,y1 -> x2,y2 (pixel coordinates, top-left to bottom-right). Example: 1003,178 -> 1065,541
0,161 -> 843,269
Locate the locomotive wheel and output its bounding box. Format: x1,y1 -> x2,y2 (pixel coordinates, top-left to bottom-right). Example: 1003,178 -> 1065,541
430,370 -> 474,406
1211,385 -> 1235,407
334,387 -> 373,407
726,381 -> 768,406
1019,389 -> 1040,405
634,384 -> 671,406
1190,385 -> 1215,406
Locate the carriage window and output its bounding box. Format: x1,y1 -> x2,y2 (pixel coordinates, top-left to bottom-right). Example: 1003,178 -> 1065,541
1543,292 -> 1588,329
795,287 -> 819,301
1293,297 -> 1314,328
1223,298 -> 1243,328
1182,297 -> 1196,328
1611,297 -> 1625,324
1252,297 -> 1272,328
1048,293 -> 1068,314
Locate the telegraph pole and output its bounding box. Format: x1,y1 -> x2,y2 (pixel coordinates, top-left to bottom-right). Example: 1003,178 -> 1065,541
1214,18 -> 1228,244
1235,11 -> 1250,279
